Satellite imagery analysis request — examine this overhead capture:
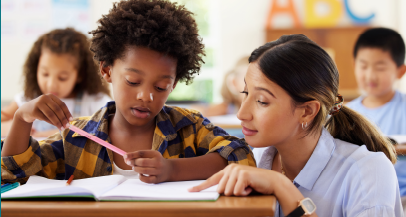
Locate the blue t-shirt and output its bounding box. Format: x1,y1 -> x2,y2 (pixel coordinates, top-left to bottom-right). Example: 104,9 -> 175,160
347,90 -> 406,197
346,91 -> 406,135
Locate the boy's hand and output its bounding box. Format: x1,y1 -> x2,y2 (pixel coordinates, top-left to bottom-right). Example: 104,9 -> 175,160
124,150 -> 173,184
15,94 -> 73,131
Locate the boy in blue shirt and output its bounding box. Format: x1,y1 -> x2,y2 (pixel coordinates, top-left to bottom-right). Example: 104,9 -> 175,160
347,27 -> 406,197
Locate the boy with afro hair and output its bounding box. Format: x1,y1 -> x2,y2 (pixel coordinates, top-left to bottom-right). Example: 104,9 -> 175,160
1,0 -> 255,184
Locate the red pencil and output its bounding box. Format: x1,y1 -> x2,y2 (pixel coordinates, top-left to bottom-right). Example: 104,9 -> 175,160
66,175 -> 74,186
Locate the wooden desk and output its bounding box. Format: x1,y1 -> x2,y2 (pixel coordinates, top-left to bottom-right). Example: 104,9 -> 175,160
1,195 -> 276,217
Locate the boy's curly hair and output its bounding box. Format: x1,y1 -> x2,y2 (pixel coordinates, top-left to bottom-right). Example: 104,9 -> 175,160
23,28 -> 111,100
89,0 -> 205,84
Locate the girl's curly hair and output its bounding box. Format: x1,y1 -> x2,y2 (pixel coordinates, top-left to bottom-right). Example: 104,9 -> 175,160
89,0 -> 205,84
23,28 -> 111,100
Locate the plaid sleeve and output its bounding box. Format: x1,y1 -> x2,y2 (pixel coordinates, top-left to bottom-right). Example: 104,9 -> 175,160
194,114 -> 256,167
1,132 -> 65,183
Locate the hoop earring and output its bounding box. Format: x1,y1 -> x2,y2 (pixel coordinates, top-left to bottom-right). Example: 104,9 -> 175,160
302,122 -> 308,130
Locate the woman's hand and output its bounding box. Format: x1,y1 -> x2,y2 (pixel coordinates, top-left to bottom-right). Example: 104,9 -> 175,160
189,164 -> 314,216
15,94 -> 73,131
124,150 -> 173,184
188,164 -> 282,196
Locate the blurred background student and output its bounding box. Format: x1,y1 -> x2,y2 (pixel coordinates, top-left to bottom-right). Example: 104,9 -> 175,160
1,28 -> 111,138
347,28 -> 406,135
347,27 -> 406,209
194,56 -> 248,117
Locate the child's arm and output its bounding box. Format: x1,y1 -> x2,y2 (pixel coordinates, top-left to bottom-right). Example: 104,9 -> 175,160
1,101 -> 18,122
1,132 -> 67,183
1,94 -> 72,157
192,115 -> 256,167
169,152 -> 228,181
124,110 -> 255,183
124,150 -> 227,183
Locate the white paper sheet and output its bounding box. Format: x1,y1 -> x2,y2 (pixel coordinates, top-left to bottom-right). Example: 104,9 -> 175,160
100,179 -> 219,201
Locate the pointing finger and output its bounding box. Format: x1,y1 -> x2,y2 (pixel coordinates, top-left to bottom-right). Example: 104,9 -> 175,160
188,170 -> 224,192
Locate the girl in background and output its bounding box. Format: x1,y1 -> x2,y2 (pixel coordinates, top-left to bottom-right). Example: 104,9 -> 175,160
1,28 -> 111,137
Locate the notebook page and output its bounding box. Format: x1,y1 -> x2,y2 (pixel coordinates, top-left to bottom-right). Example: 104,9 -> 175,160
1,176 -> 91,198
1,175 -> 127,199
100,179 -> 219,201
66,175 -> 127,198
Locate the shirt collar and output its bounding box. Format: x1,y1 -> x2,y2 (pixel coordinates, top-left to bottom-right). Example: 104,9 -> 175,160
294,128 -> 336,191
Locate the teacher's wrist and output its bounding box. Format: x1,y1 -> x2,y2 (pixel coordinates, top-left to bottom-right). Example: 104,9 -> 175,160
272,172 -> 305,215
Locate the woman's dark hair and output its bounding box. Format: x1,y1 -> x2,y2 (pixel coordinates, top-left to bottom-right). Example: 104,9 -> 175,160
23,28 -> 111,99
89,0 -> 205,85
249,34 -> 396,163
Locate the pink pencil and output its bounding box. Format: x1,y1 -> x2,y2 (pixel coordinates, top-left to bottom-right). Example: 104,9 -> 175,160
69,125 -> 127,156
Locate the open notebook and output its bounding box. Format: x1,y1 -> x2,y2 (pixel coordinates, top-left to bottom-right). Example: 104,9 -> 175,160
1,175 -> 219,201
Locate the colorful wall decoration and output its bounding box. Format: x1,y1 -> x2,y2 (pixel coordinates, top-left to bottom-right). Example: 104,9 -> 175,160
266,0 -> 375,29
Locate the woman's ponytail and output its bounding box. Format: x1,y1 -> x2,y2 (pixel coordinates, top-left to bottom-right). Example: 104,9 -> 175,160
325,106 -> 397,164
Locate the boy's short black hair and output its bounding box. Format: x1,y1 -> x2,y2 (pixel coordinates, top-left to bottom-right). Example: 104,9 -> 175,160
89,0 -> 205,84
353,27 -> 405,67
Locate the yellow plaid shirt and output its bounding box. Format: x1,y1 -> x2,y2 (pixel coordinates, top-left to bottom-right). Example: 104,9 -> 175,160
1,102 -> 255,183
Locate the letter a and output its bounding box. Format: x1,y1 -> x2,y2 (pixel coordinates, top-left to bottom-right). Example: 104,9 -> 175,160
265,0 -> 301,29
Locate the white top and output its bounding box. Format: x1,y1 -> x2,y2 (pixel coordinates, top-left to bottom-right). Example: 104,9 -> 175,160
113,162 -> 139,179
14,91 -> 112,131
252,147 -> 268,165
256,128 -> 403,217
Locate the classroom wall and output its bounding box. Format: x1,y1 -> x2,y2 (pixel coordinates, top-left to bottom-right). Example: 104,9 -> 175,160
1,0 -> 406,104
218,0 -> 406,95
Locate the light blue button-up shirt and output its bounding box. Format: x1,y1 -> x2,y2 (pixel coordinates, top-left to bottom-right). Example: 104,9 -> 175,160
255,128 -> 403,217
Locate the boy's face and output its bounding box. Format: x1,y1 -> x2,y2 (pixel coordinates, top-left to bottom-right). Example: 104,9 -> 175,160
354,48 -> 401,97
103,47 -> 177,127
